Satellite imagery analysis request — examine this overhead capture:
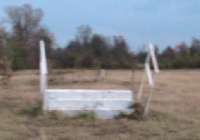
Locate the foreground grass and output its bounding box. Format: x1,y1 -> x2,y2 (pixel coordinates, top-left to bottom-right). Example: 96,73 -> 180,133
0,70 -> 200,140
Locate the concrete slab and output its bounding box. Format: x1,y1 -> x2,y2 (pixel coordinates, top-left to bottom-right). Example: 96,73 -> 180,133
44,89 -> 134,119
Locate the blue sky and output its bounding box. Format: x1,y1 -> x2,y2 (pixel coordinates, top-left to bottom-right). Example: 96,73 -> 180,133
0,0 -> 200,50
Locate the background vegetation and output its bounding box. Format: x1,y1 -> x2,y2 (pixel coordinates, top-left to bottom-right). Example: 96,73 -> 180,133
0,4 -> 200,71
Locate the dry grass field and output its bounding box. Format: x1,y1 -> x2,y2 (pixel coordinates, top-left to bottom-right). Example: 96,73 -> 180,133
0,69 -> 200,140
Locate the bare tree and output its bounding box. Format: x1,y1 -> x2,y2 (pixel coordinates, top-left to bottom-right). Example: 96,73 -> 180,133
6,4 -> 43,43
5,4 -> 54,69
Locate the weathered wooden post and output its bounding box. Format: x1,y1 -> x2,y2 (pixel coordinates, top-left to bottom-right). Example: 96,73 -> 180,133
40,40 -> 48,110
97,69 -> 106,81
143,43 -> 160,117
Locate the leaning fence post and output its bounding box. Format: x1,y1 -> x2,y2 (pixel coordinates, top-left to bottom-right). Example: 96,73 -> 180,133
40,40 -> 48,110
143,43 -> 160,117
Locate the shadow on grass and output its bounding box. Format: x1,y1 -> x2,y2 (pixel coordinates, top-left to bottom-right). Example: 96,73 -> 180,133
115,103 -> 178,122
19,101 -> 97,122
19,100 -> 176,123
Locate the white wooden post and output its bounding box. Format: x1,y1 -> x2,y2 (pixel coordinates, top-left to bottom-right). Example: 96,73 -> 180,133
149,44 -> 159,73
143,43 -> 160,117
40,40 -> 48,110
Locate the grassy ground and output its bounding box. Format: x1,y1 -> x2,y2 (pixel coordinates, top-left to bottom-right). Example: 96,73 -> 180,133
0,69 -> 200,140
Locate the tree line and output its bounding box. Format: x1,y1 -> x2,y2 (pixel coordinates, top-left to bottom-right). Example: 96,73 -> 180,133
0,4 -> 200,72
159,40 -> 200,69
137,40 -> 200,69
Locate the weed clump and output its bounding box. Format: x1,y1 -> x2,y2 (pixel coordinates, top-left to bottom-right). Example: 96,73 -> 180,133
116,102 -> 145,120
74,112 -> 96,121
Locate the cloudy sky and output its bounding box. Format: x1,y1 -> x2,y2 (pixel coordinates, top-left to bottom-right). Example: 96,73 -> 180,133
0,0 -> 200,50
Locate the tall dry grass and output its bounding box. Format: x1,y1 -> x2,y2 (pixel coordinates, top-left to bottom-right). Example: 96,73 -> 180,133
0,69 -> 200,139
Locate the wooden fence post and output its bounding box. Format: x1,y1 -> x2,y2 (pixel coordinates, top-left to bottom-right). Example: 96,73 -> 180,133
40,40 -> 48,110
